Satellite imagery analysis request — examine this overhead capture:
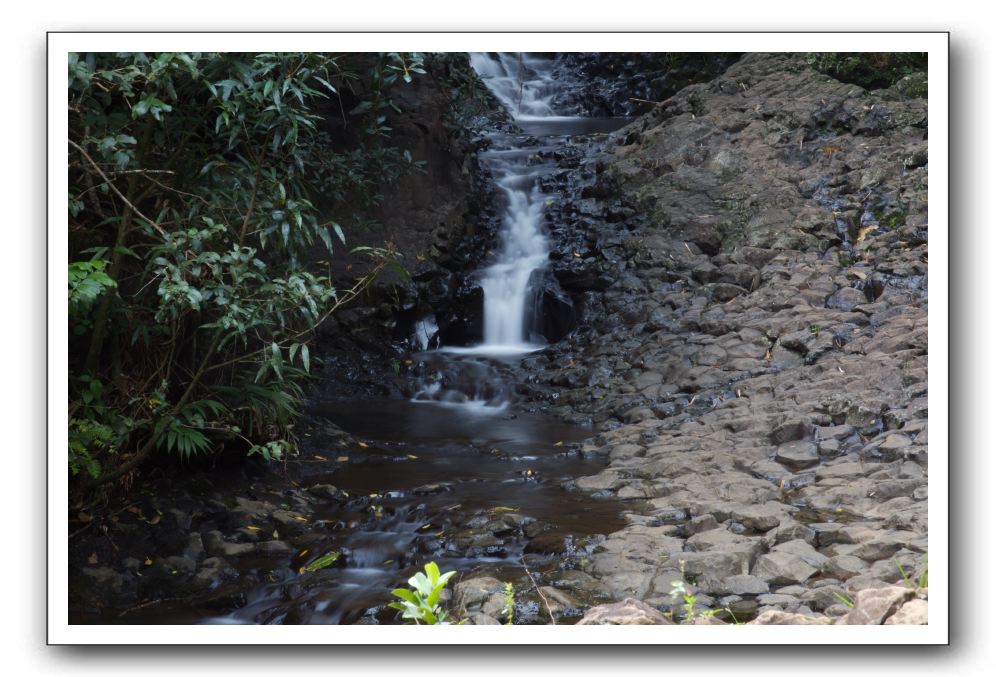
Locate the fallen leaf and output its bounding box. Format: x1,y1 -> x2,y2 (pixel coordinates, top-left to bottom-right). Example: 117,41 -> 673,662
383,559 -> 394,565
245,525 -> 262,532
850,268 -> 868,280
336,456 -> 349,463
291,515 -> 309,522
857,225 -> 877,243
553,441 -> 563,447
357,442 -> 369,449
147,515 -> 161,525
78,511 -> 93,523
302,551 -> 341,573
87,552 -> 98,565
406,454 -> 418,460
144,557 -> 152,566
312,455 -> 326,461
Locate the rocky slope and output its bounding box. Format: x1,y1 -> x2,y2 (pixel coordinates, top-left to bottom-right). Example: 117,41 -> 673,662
517,52 -> 929,622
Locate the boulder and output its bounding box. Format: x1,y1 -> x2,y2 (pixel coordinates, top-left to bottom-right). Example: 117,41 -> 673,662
748,609 -> 831,625
838,585 -> 915,624
752,551 -> 818,585
884,598 -> 928,625
577,598 -> 675,625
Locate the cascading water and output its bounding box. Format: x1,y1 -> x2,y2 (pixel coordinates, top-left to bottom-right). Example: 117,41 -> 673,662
467,52 -> 558,119
471,52 -> 559,353
410,53 -> 606,409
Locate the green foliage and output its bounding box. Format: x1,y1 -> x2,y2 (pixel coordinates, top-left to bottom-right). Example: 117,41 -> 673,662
502,581 -> 515,625
805,53 -> 927,90
834,591 -> 855,608
388,561 -> 457,625
670,579 -> 700,624
68,261 -> 116,318
896,553 -> 928,590
68,52 -> 423,488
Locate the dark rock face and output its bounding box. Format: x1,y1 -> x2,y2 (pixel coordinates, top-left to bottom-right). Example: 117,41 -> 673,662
313,54 -> 507,394
550,53 -> 743,117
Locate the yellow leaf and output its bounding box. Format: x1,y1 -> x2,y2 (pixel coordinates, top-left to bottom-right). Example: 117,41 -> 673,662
87,552 -> 98,565
144,557 -> 152,566
245,525 -> 261,532
857,225 -> 876,243
292,515 -> 309,522
406,454 -> 418,460
553,441 -> 563,447
383,559 -> 394,565
850,269 -> 867,280
358,442 -> 369,449
312,454 -> 326,461
544,199 -> 554,206
336,455 -> 349,463
572,252 -> 581,257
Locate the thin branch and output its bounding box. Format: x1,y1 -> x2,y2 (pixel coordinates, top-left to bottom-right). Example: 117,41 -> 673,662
68,139 -> 167,237
519,556 -> 556,625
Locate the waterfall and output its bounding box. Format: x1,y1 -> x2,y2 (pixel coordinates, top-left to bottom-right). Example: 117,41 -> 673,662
468,52 -> 558,119
469,52 -> 558,354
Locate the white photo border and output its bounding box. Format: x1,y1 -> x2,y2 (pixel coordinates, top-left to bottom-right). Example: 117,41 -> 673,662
48,31 -> 949,645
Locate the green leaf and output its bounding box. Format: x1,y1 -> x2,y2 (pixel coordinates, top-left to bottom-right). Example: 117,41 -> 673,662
302,551 -> 340,572
301,344 -> 310,373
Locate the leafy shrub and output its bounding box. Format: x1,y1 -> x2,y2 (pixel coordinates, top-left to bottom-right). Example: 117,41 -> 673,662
388,562 -> 457,625
68,52 -> 424,490
805,52 -> 927,90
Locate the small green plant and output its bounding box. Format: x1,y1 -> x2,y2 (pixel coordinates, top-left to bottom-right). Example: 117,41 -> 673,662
896,553 -> 928,590
388,561 -> 456,625
670,579 -> 699,624
502,581 -> 515,625
670,572 -> 736,624
833,591 -> 855,608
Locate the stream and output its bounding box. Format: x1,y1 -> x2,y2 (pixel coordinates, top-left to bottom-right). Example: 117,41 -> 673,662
82,52 -> 635,626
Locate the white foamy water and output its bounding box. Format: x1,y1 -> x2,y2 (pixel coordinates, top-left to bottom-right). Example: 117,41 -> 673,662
468,52 -> 558,118
470,52 -> 559,354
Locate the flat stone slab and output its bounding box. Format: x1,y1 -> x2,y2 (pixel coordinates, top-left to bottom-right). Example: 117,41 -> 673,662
775,440 -> 820,470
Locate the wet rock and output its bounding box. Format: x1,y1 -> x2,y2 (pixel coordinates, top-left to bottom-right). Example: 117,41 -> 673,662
577,598 -> 675,625
256,540 -> 294,556
748,609 -> 831,625
730,504 -> 785,532
772,539 -> 829,569
774,440 -> 820,470
822,554 -> 868,581
75,567 -> 133,609
452,576 -> 507,620
718,574 -> 770,596
307,484 -> 343,501
203,530 -> 256,558
838,585 -> 914,624
752,551 -> 818,585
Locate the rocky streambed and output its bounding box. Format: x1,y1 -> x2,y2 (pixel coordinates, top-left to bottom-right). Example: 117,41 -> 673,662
510,52 -> 929,623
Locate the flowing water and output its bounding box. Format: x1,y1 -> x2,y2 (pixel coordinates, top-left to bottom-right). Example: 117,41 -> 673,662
89,54 -> 635,626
